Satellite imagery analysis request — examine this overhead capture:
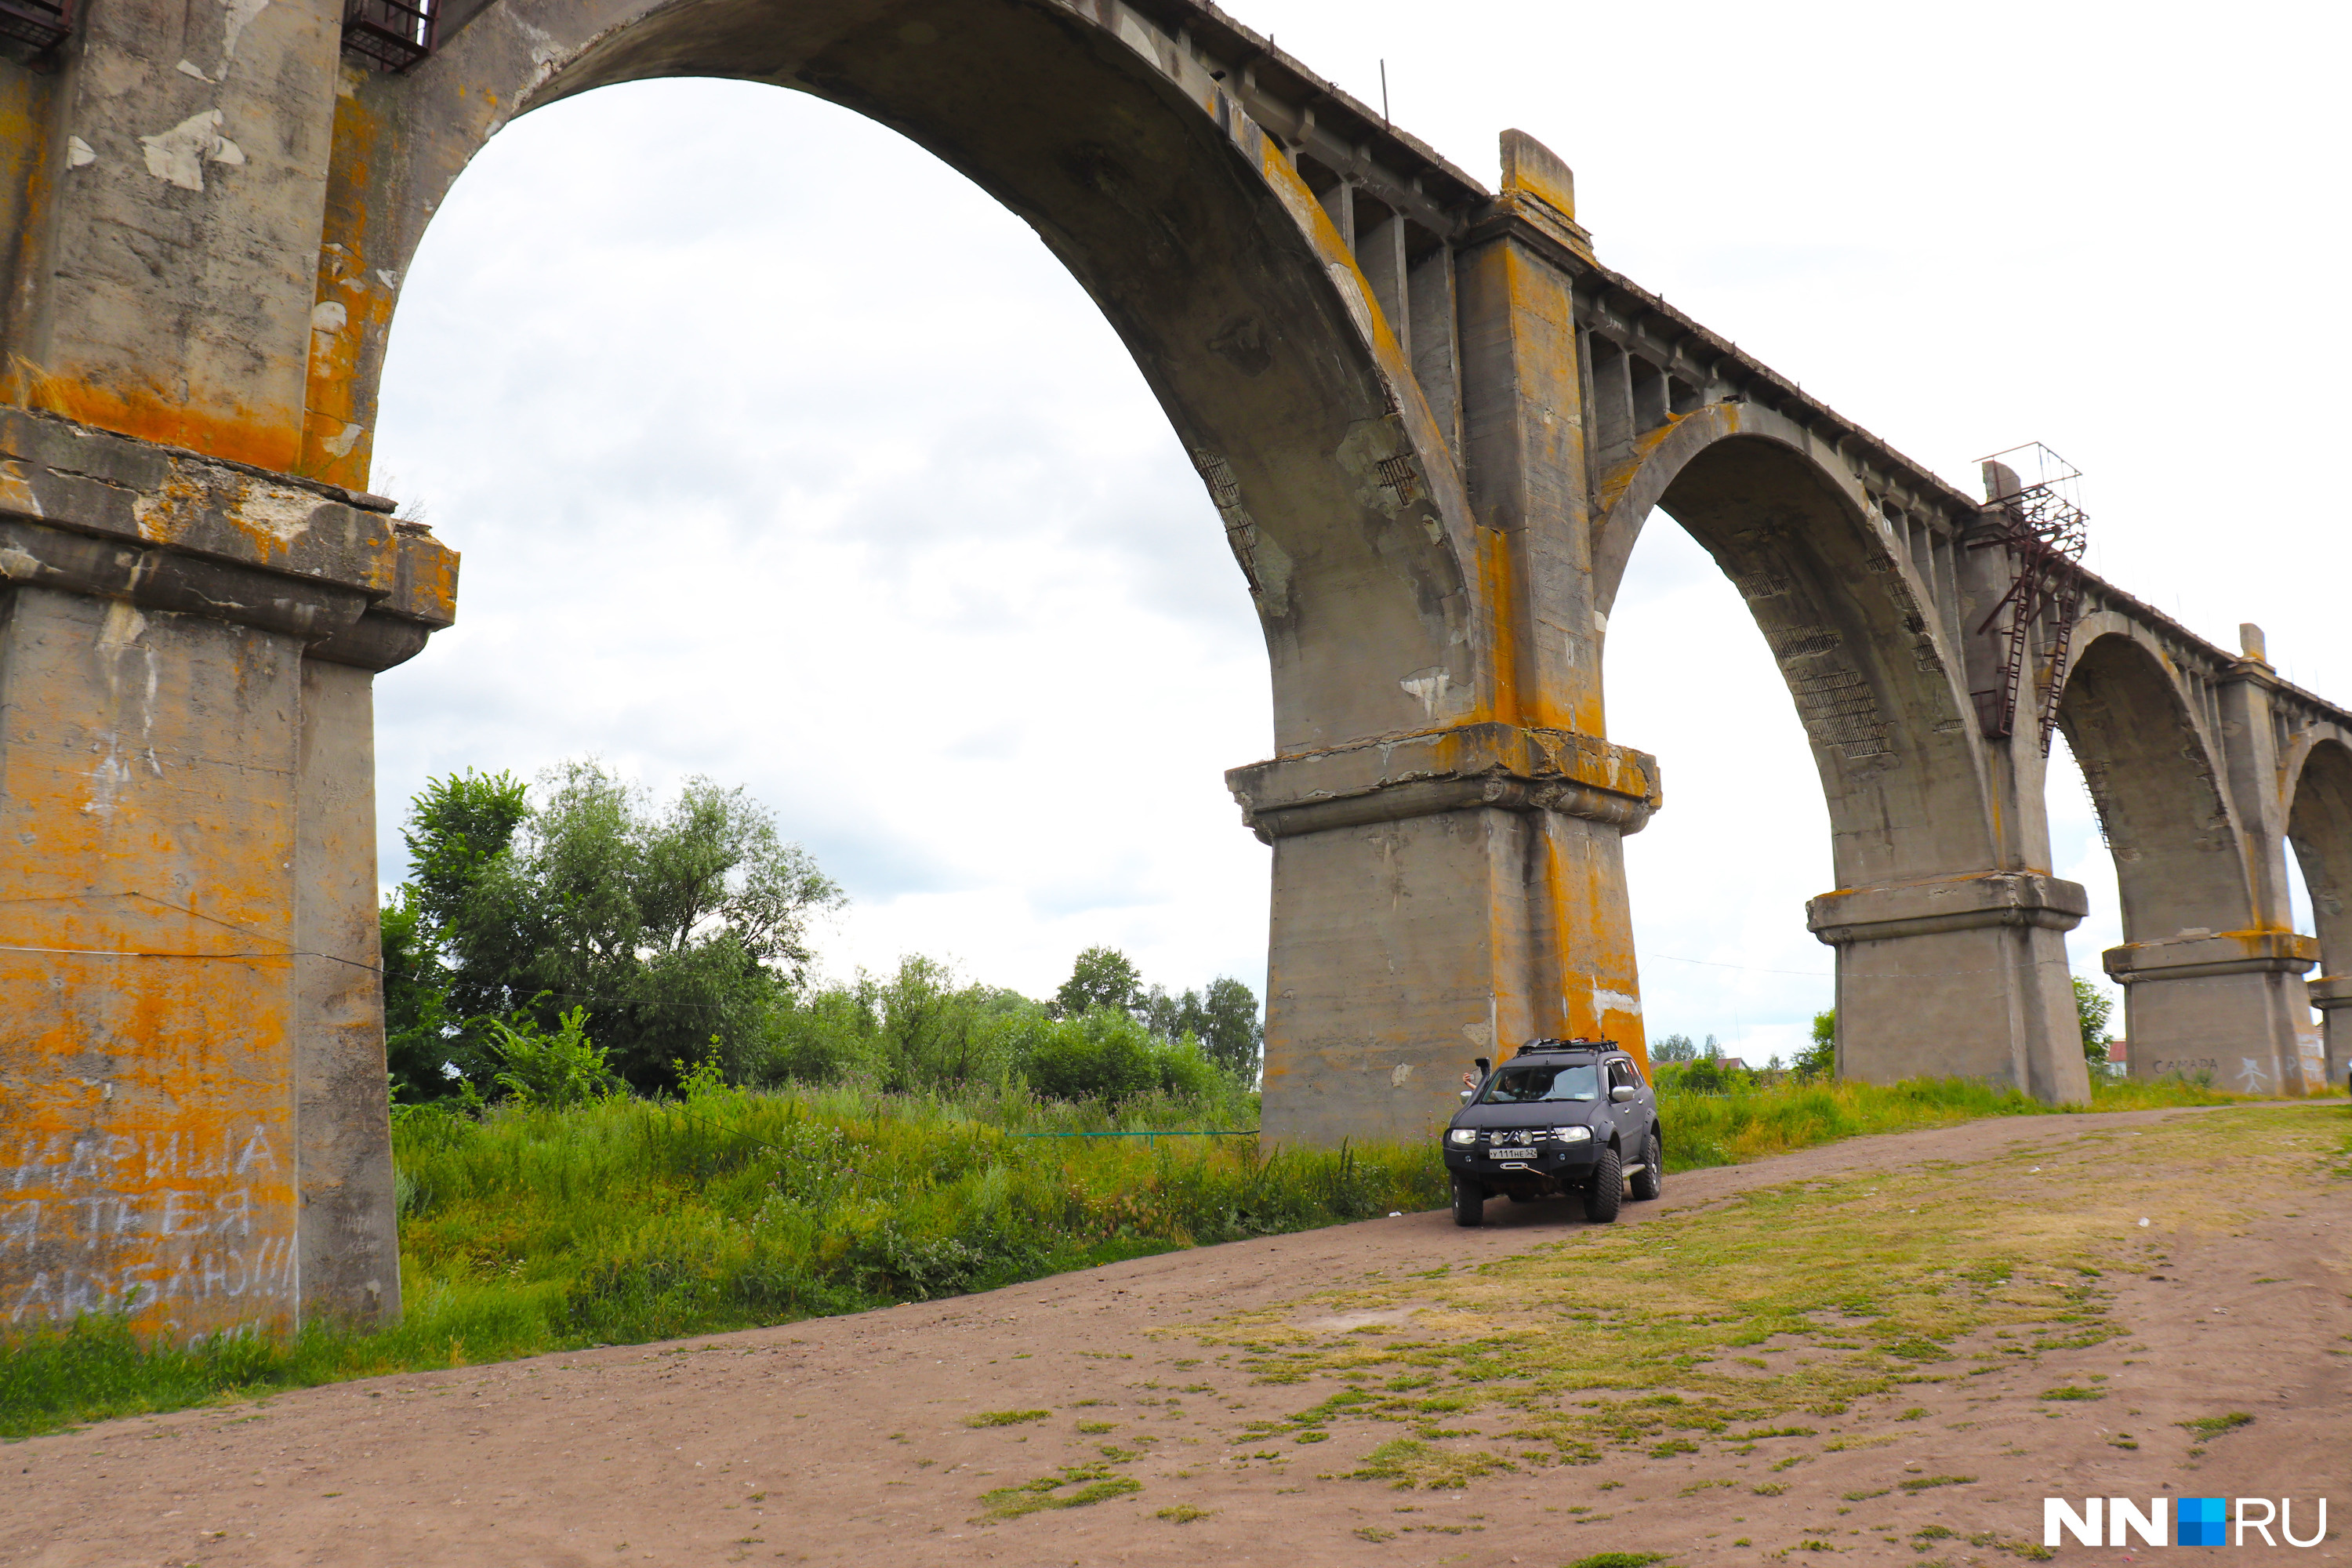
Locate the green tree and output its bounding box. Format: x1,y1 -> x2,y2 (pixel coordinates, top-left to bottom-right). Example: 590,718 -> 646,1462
392,759 -> 844,1092
1025,1007 -> 1220,1103
1138,975 -> 1265,1081
380,770 -> 531,1099
1651,1033 -> 1698,1063
380,888 -> 459,1099
1191,976 -> 1264,1081
403,771 -> 532,942
1054,946 -> 1142,1020
2073,976 -> 2117,1063
1793,1008 -> 1836,1080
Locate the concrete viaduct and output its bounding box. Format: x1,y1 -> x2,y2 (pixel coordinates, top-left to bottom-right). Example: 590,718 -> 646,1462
0,0 -> 2344,1341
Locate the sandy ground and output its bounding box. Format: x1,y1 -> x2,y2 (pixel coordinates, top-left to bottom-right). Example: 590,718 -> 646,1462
5,1102 -> 2347,1568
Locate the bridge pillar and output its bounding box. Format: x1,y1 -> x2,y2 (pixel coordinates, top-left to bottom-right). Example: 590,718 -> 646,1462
2305,977 -> 2352,1093
2101,632 -> 2325,1095
1806,872 -> 2091,1102
0,409 -> 453,1340
1232,724 -> 1659,1145
2103,934 -> 2320,1094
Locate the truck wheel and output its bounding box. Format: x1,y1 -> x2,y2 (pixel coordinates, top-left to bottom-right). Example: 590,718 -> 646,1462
1629,1130 -> 1664,1201
1584,1145 -> 1624,1224
1451,1178 -> 1486,1228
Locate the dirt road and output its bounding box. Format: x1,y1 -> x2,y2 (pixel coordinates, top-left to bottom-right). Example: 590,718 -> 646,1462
7,1102 -> 2347,1567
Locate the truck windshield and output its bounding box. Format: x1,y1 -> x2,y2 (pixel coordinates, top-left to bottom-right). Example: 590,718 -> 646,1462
1479,1061 -> 1600,1104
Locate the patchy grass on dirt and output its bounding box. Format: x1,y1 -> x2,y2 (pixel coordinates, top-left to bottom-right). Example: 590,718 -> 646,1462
1192,1105 -> 2332,1490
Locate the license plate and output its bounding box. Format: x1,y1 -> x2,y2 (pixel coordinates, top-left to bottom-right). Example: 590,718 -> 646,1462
1487,1144 -> 1542,1158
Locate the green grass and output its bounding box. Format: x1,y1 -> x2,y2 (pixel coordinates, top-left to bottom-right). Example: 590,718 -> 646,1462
0,1072 -> 2260,1439
978,1463 -> 1143,1518
1657,1073 -> 2237,1172
2177,1411 -> 2254,1437
0,1080 -> 1436,1439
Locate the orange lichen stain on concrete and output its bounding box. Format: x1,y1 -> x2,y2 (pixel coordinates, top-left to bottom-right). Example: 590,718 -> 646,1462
0,910 -> 299,1338
1258,139 -> 1414,374
1496,243 -> 1577,393
0,601 -> 301,1340
1537,826 -> 1649,1071
1591,412 -> 1693,532
0,69 -> 57,343
297,91 -> 395,489
128,459 -> 359,579
1474,522 -> 1521,726
6,357 -> 302,473
395,529 -> 462,623
2,962 -> 299,1340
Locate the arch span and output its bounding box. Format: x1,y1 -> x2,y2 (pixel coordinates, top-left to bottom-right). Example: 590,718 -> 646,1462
305,0 -> 1476,753
2057,625 -> 2248,938
2059,623 -> 2314,1091
1592,401 -> 2084,1100
1596,404 -> 1989,886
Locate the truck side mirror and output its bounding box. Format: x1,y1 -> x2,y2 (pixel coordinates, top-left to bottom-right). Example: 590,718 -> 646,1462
1459,1089 -> 1475,1103
1610,1083 -> 1636,1103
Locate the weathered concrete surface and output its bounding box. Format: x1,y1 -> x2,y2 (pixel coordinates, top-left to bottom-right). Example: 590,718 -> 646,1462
1233,724 -> 1657,1142
0,409 -> 449,1338
5,0 -> 2351,1334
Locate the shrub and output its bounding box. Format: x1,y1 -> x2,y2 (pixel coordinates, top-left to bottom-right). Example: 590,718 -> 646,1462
483,1004 -> 619,1109
1023,1008 -> 1219,1103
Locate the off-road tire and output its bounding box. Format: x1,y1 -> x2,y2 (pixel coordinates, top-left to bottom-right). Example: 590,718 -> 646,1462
1629,1130 -> 1664,1201
1451,1178 -> 1486,1228
1584,1145 -> 1624,1224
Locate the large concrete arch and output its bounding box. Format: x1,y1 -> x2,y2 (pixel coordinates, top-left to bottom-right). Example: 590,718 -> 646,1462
2060,624 -> 2249,935
1589,402 -> 2085,1101
1594,405 -> 1990,884
300,0 -> 1475,754
2057,621 -> 2314,1091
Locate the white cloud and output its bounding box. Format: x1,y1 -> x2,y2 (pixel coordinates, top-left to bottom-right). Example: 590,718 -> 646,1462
374,3 -> 2352,1047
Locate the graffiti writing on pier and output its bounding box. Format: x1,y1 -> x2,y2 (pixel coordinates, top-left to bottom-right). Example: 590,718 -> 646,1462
2,1125 -> 294,1331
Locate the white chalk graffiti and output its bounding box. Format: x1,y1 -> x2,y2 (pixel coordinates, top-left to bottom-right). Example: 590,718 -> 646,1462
1,1123 -> 293,1326
6,1233 -> 296,1323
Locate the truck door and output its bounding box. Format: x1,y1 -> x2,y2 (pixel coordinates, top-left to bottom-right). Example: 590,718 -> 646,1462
1606,1056 -> 1642,1163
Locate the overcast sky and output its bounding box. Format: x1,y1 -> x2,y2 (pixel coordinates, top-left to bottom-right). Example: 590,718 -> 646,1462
371,1 -> 2351,1065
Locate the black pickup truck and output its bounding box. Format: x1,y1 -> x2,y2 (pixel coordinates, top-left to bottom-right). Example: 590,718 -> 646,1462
1440,1038 -> 1663,1227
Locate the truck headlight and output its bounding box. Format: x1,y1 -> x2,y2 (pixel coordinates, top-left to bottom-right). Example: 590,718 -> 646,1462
1446,1128 -> 1477,1145
1552,1126 -> 1593,1143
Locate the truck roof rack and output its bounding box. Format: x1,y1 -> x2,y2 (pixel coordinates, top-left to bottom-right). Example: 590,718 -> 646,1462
1515,1036 -> 1613,1054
